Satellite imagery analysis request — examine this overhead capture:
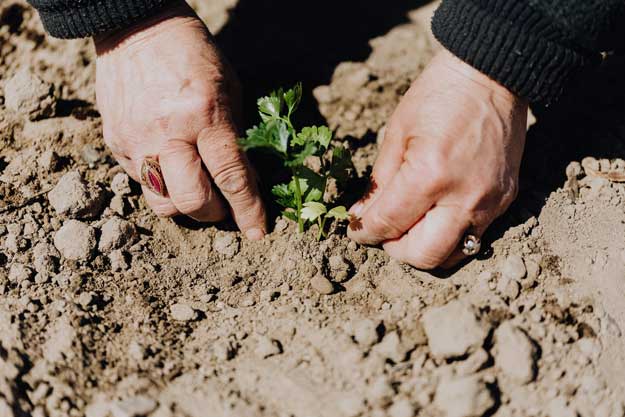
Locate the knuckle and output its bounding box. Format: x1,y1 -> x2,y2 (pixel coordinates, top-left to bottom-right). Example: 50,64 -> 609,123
150,203 -> 178,218
173,192 -> 209,214
213,163 -> 249,195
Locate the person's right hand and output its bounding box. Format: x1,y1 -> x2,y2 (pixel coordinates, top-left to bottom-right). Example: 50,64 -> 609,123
94,1 -> 266,240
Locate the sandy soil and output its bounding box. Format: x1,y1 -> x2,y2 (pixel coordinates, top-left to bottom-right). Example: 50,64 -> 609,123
1,1 -> 625,417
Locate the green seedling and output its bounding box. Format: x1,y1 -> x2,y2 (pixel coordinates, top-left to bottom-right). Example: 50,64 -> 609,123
239,83 -> 352,239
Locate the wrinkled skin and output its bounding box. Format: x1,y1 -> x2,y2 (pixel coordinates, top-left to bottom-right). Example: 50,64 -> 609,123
348,49 -> 528,269
94,2 -> 266,240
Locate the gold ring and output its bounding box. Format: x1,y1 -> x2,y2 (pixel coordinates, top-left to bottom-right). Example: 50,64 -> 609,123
462,234 -> 481,256
140,157 -> 167,197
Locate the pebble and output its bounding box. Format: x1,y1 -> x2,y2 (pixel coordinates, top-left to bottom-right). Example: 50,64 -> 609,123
422,300 -> 489,359
78,292 -> 94,308
353,318 -> 381,348
54,220 -> 97,261
311,273 -> 334,295
111,173 -> 132,196
255,335 -> 282,359
213,232 -> 240,258
110,396 -> 157,417
48,171 -> 104,219
32,242 -> 59,274
328,254 -> 350,282
367,376 -> 394,407
8,263 -> 33,284
37,150 -> 60,172
108,250 -> 129,272
4,232 -> 27,253
98,217 -> 137,253
3,68 -> 56,120
388,398 -> 415,417
494,322 -> 538,384
170,303 -> 196,321
496,277 -> 521,300
373,331 -> 407,363
456,348 -> 490,376
501,255 -> 526,281
109,195 -> 126,216
434,375 -> 495,417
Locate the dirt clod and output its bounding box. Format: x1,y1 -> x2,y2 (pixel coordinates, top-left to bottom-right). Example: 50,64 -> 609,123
53,219 -> 96,261
493,322 -> 538,384
3,68 -> 56,120
434,375 -> 496,417
169,303 -> 196,321
311,273 -> 334,294
98,217 -> 137,253
48,171 -> 104,219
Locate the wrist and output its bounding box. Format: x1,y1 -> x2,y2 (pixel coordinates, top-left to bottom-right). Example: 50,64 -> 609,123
93,0 -> 197,55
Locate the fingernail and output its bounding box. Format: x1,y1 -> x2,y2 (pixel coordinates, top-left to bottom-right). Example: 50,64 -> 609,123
350,202 -> 364,217
245,227 -> 265,241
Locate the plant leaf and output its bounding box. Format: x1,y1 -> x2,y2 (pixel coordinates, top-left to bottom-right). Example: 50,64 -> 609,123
239,120 -> 289,156
301,201 -> 327,222
272,183 -> 295,209
329,145 -> 354,186
284,83 -> 302,116
293,126 -> 332,149
282,210 -> 298,222
285,142 -> 318,168
297,167 -> 325,203
258,90 -> 283,122
326,206 -> 349,220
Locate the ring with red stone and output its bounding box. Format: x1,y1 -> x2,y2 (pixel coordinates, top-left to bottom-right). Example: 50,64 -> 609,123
140,157 -> 167,197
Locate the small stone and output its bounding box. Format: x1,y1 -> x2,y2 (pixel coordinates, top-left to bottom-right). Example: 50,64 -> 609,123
328,254 -> 351,282
4,68 -> 56,120
213,232 -> 240,258
109,195 -> 126,216
170,303 -> 196,321
37,150 -> 60,172
81,144 -> 102,166
273,218 -> 288,232
434,375 -> 495,417
98,217 -> 137,253
255,335 -> 282,359
127,340 -> 146,363
581,157 -> 599,173
32,242 -> 59,274
456,348 -> 490,376
422,300 -> 490,360
367,376 -> 394,407
110,396 -> 157,417
111,173 -> 132,196
78,292 -> 94,308
374,331 -> 407,363
501,255 -> 526,281
353,318 -> 381,348
311,273 -> 334,295
54,220 -> 96,261
496,277 -> 521,300
523,259 -> 541,289
4,233 -> 27,253
565,161 -> 582,178
48,171 -> 104,219
8,263 -> 33,284
108,250 -> 129,272
494,322 -> 538,384
388,398 -> 415,417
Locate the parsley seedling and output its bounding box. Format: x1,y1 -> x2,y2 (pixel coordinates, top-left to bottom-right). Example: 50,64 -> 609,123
239,84 -> 352,239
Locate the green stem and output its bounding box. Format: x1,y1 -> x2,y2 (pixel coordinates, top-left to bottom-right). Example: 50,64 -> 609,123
317,217 -> 327,241
293,172 -> 304,233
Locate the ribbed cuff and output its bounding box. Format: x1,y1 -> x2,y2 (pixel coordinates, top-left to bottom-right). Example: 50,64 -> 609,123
29,0 -> 173,39
431,0 -> 589,104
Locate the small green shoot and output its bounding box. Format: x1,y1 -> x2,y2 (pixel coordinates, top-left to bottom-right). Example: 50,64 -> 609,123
239,84 -> 352,239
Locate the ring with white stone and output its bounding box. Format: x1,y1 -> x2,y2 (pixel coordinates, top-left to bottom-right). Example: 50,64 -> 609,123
462,234 -> 481,256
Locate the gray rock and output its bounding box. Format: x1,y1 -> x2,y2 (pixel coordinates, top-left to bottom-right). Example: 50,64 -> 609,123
434,375 -> 495,417
311,273 -> 334,295
170,303 -> 196,321
213,232 -> 240,258
98,217 -> 137,253
422,300 -> 489,359
111,173 -> 132,196
32,242 -> 59,274
501,255 -> 526,281
54,220 -> 96,261
48,171 -> 104,219
494,322 -> 537,384
110,396 -> 157,417
8,263 -> 33,284
353,318 -> 380,348
4,69 -> 56,120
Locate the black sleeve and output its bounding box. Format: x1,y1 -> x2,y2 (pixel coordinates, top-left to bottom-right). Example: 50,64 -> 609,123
27,0 -> 174,39
431,0 -> 625,104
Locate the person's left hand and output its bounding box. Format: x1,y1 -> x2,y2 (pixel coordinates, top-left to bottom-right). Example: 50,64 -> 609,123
347,49 -> 528,269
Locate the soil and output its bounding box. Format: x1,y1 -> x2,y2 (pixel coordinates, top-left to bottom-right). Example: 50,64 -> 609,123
1,1 -> 625,417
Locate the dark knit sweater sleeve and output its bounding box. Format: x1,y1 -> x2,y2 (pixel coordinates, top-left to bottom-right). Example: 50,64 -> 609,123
432,0 -> 625,104
27,0 -> 174,39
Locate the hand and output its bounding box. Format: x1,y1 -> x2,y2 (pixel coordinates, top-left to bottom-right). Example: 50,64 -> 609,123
94,1 -> 266,239
348,49 -> 528,269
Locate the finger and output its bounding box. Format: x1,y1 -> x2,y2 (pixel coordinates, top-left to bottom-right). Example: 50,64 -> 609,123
382,205 -> 471,270
141,184 -> 180,217
159,139 -> 228,222
348,158 -> 437,245
197,125 -> 267,240
350,124 -> 405,216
